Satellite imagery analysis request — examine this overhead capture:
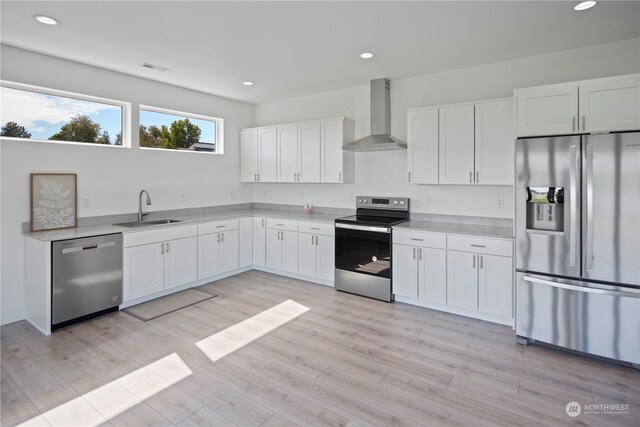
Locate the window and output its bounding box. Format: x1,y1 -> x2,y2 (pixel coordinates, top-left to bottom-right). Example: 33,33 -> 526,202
139,106 -> 222,153
0,82 -> 128,146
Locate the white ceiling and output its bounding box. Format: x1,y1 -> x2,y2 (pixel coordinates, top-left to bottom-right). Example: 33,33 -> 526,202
1,1 -> 639,104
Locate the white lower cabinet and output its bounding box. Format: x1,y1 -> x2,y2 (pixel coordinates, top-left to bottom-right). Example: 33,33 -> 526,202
164,237 -> 198,289
253,217 -> 266,267
124,243 -> 165,301
299,232 -> 335,281
124,235 -> 198,301
266,228 -> 298,273
239,218 -> 253,268
446,250 -> 478,310
198,230 -> 238,280
478,254 -> 513,318
392,244 -> 446,303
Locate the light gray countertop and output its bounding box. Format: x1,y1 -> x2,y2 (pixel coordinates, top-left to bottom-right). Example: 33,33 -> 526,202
394,220 -> 514,239
24,209 -> 342,242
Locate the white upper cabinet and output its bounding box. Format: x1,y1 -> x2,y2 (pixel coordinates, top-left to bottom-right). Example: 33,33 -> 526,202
241,117 -> 353,183
516,82 -> 578,137
578,74 -> 640,133
515,74 -> 640,137
407,107 -> 438,184
475,99 -> 514,186
240,129 -> 259,182
439,104 -> 475,185
298,121 -> 321,182
277,124 -> 299,182
258,127 -> 277,182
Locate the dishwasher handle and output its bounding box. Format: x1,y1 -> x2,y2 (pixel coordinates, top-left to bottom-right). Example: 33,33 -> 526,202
59,238 -> 118,254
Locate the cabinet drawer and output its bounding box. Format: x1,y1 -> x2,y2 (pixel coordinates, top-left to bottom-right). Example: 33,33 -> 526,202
267,218 -> 298,232
447,235 -> 512,257
124,225 -> 197,248
198,219 -> 239,235
298,221 -> 334,236
393,230 -> 446,249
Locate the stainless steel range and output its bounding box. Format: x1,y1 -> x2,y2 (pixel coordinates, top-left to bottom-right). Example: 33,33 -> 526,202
335,196 -> 410,302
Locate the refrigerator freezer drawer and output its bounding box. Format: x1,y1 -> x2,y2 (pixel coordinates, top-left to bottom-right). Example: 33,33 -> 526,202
516,272 -> 640,365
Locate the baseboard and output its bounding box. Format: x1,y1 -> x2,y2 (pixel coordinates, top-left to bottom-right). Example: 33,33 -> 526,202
0,306 -> 25,326
394,295 -> 514,327
252,266 -> 334,287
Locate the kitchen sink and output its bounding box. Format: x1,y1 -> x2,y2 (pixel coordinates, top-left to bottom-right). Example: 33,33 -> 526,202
113,219 -> 182,228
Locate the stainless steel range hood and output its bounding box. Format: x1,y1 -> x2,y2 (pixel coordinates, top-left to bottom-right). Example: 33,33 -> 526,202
343,78 -> 407,151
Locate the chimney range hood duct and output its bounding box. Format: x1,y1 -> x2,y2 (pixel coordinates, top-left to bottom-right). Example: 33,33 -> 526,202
343,78 -> 407,151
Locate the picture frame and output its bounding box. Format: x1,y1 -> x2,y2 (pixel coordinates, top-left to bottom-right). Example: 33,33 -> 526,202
30,173 -> 78,232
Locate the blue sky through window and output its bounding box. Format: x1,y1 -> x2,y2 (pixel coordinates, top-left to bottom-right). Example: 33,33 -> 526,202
139,109 -> 216,144
0,87 -> 122,143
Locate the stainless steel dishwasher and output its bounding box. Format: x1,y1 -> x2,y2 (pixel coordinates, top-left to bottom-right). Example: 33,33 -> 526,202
52,233 -> 123,328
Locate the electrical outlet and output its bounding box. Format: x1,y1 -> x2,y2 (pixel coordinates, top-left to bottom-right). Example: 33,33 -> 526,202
425,195 -> 432,205
82,197 -> 90,208
496,196 -> 504,208
229,190 -> 234,199
181,193 -> 187,202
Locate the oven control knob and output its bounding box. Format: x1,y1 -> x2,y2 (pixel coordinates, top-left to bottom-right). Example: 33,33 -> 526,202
363,199 -> 368,204
393,200 -> 398,205
358,199 -> 362,203
399,201 -> 405,205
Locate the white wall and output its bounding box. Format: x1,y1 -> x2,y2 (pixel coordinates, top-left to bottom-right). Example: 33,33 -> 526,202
0,46 -> 255,324
254,38 -> 640,216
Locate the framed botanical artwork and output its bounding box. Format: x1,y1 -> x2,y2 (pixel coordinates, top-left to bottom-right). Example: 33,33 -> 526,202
30,173 -> 77,232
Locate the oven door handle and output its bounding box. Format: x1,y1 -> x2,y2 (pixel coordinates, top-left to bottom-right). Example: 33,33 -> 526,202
335,223 -> 391,233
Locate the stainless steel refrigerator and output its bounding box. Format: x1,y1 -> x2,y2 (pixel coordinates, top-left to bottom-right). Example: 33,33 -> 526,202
515,132 -> 640,366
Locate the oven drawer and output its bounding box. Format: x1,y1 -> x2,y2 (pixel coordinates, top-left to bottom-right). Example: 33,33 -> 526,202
447,235 -> 512,256
393,230 -> 445,249
299,221 -> 334,236
198,219 -> 239,235
267,218 -> 298,232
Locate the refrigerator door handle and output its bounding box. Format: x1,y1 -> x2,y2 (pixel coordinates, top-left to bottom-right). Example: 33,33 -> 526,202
586,144 -> 594,270
569,145 -> 578,268
523,275 -> 640,298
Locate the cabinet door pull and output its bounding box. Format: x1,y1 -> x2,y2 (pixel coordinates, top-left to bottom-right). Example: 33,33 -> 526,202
419,248 -> 423,260
572,116 -> 576,132
277,223 -> 285,226
166,242 -> 170,253
315,235 -> 319,246
257,173 -> 261,181
582,115 -> 586,131
408,172 -> 412,182
413,248 -> 416,260
310,227 -> 319,230
216,225 -> 225,228
469,171 -> 472,183
217,234 -> 220,243
261,218 -> 265,227
470,244 -> 486,248
281,231 -> 284,241
472,254 -> 476,268
311,235 -> 314,245
410,238 -> 424,241
221,233 -> 224,242
339,172 -> 342,182
277,230 -> 281,240
480,255 -> 484,269
161,242 -> 165,254
476,171 -> 479,183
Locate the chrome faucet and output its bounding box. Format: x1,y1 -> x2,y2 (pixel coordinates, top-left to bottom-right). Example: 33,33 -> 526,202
138,190 -> 152,222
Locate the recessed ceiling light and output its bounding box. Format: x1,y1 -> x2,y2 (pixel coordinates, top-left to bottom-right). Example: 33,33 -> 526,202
242,81 -> 254,86
574,1 -> 596,11
360,52 -> 374,59
34,15 -> 59,25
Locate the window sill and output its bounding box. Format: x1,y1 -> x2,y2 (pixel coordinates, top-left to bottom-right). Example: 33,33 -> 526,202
139,147 -> 221,155
0,136 -> 130,148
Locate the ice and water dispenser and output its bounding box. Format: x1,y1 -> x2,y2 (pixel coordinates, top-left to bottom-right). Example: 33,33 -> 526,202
525,187 -> 564,233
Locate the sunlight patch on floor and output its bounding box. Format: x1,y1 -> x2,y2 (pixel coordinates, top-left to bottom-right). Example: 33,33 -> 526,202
196,299 -> 310,362
19,353 -> 192,427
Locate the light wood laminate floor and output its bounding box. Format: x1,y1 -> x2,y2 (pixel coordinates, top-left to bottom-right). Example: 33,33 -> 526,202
1,271 -> 638,426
